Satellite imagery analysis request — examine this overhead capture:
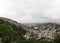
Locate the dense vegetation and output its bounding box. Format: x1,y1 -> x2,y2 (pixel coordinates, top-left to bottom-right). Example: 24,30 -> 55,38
0,18 -> 60,43
0,18 -> 26,43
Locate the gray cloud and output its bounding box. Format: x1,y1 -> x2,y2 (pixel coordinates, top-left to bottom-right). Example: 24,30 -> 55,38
0,0 -> 60,23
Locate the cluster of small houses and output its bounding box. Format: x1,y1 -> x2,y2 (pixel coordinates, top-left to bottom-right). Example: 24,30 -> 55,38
24,23 -> 60,40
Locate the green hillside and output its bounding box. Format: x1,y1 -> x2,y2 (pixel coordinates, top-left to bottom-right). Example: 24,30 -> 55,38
0,18 -> 60,43
0,18 -> 26,43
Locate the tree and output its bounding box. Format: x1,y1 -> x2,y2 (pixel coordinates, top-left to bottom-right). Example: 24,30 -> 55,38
0,18 -> 26,43
53,34 -> 60,43
0,23 -> 19,43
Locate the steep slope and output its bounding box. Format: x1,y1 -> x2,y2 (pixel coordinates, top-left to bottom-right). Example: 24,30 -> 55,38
0,17 -> 24,27
0,17 -> 60,43
0,17 -> 26,43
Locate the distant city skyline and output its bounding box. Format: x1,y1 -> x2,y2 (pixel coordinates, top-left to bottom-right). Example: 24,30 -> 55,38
0,0 -> 60,23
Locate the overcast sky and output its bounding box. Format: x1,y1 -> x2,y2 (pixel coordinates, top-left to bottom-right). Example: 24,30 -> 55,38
0,0 -> 60,23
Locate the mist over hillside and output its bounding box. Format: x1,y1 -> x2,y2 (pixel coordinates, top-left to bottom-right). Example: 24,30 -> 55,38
0,17 -> 60,43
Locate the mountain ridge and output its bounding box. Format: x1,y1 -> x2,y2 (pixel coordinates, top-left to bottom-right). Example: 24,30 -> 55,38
0,17 -> 60,43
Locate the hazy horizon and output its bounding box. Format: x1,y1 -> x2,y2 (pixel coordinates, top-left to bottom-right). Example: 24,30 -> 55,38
0,0 -> 60,23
